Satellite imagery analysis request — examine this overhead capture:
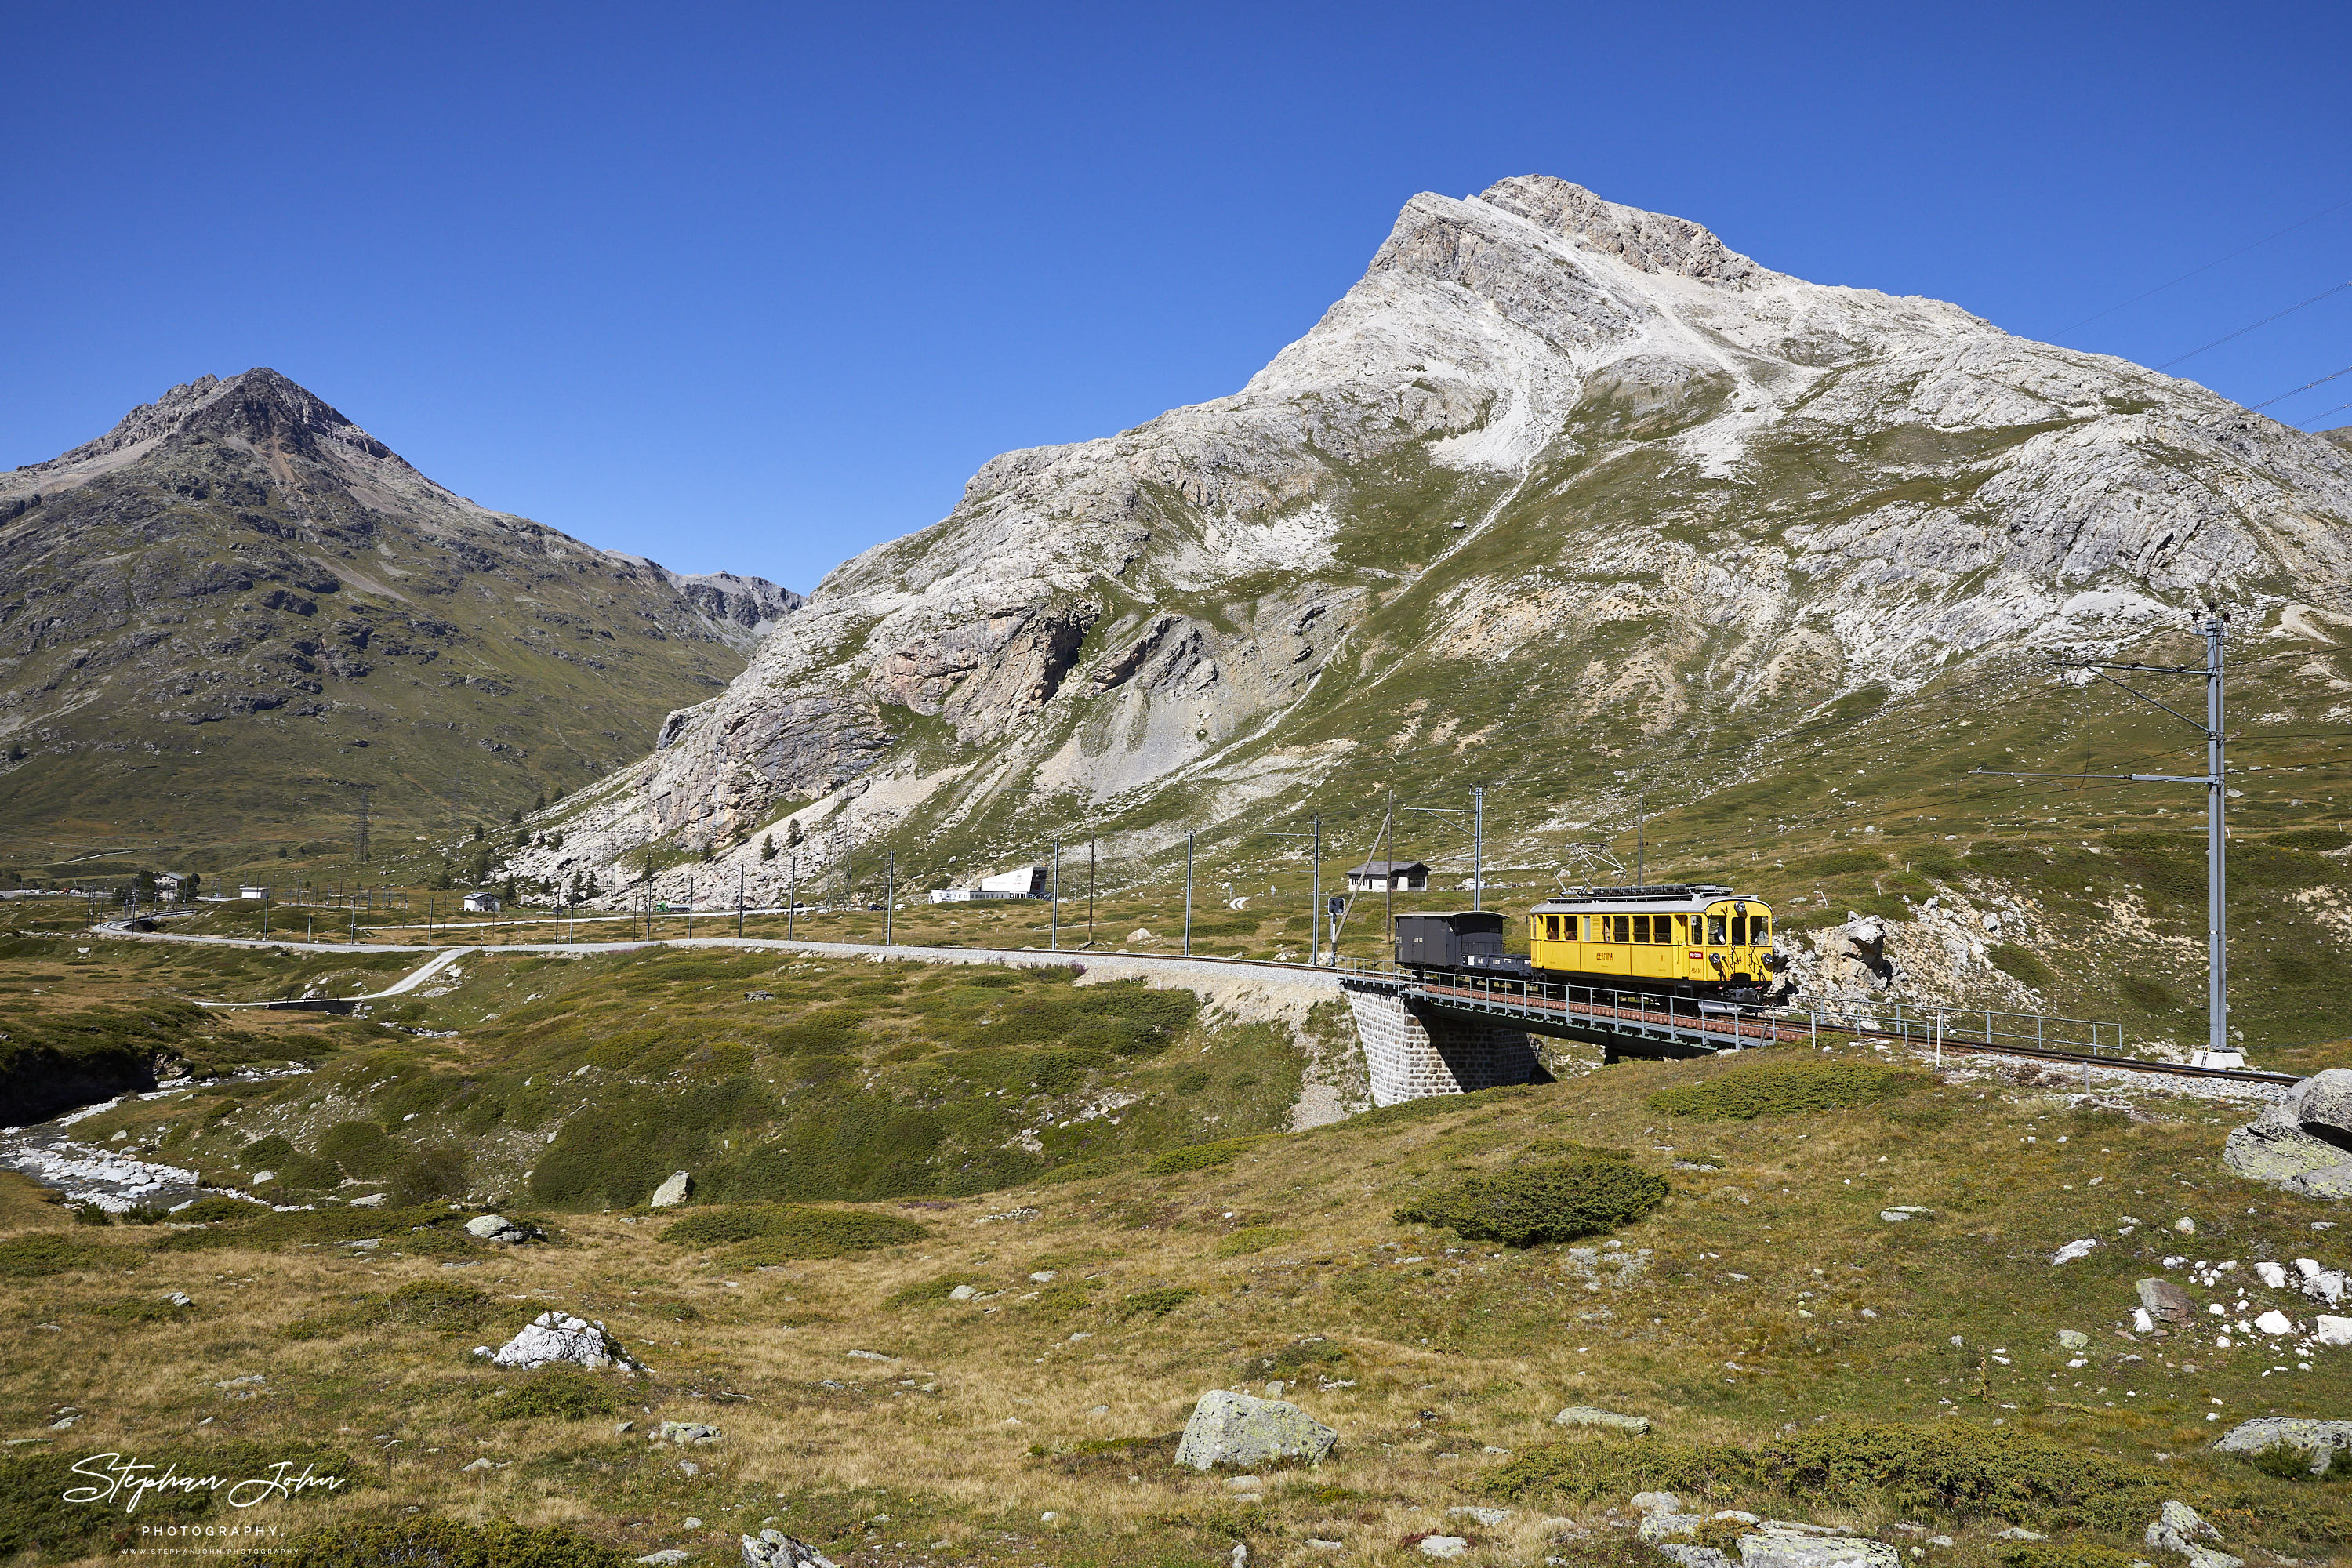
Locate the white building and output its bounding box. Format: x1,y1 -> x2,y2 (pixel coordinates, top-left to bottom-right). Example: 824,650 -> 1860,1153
1345,859 -> 1428,892
238,885 -> 267,900
929,863 -> 1049,904
154,873 -> 187,903
462,892 -> 503,913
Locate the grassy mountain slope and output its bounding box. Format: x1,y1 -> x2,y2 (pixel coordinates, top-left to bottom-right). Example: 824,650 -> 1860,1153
0,370 -> 795,881
510,177 -> 2352,1061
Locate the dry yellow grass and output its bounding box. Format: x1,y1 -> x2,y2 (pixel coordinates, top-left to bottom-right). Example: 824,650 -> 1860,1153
7,1044 -> 2347,1568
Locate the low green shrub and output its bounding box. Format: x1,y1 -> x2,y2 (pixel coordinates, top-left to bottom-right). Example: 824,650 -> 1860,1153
1213,1225 -> 1296,1257
172,1196 -> 270,1223
1490,1419 -> 2170,1530
487,1365 -> 621,1422
1987,943 -> 2058,990
144,1203 -> 466,1254
318,1120 -> 397,1176
0,1233 -> 118,1277
2241,1443 -> 2328,1482
388,1144 -> 470,1206
1395,1160 -> 1668,1246
387,1279 -> 493,1330
2000,1545 -> 2147,1568
1487,1438 -> 1755,1505
1123,1286 -> 1196,1318
1788,850 -> 1887,877
658,1203 -> 927,1258
1146,1136 -> 1265,1175
236,1511 -> 628,1568
1646,1062 -> 1914,1121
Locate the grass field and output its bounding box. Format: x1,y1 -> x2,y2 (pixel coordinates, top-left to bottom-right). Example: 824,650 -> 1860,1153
0,922 -> 2346,1567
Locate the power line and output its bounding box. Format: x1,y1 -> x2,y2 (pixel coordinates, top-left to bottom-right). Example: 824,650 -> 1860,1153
2156,281 -> 2351,370
2056,194 -> 2352,334
2296,401 -> 2352,429
2249,362 -> 2352,410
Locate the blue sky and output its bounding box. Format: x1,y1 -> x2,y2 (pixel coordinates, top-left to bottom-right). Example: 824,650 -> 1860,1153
4,2 -> 2347,592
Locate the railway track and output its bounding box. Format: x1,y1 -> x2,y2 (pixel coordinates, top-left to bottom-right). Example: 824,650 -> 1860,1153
1404,975 -> 2299,1086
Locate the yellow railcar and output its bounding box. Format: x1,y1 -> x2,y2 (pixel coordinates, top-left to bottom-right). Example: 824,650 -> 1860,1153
1528,884 -> 1777,1000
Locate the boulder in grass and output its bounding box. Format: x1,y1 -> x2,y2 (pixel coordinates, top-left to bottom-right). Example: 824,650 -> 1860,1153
465,1214 -> 539,1244
741,1531 -> 838,1568
488,1311 -> 643,1373
1554,1404 -> 1651,1433
2137,1278 -> 2194,1326
1173,1389 -> 1336,1470
2212,1417 -> 2352,1475
1738,1534 -> 1900,1568
651,1170 -> 692,1208
2146,1501 -> 2241,1568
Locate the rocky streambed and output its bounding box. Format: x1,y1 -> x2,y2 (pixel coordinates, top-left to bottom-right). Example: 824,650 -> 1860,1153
0,1067 -> 309,1213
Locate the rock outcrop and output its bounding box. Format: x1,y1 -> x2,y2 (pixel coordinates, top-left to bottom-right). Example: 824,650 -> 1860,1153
2212,1416 -> 2352,1475
2223,1069 -> 2352,1196
483,1311 -> 643,1373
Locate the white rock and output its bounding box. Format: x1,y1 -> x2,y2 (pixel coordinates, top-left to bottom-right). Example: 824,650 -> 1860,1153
2316,1315 -> 2352,1346
948,1283 -> 978,1301
650,1171 -> 691,1208
1740,1536 -> 1901,1568
466,1214 -> 531,1243
2254,1261 -> 2288,1289
489,1312 -> 643,1372
2253,1310 -> 2293,1336
1417,1538 -> 1468,1560
349,1192 -> 388,1207
740,1530 -> 837,1568
1450,1506 -> 1515,1526
2146,1501 -> 2225,1562
1173,1389 -> 1335,1470
1632,1492 -> 1683,1516
1557,1405 -> 1653,1433
2053,1238 -> 2099,1265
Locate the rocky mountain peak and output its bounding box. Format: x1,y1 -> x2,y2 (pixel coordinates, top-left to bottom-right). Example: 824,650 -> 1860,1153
1472,174 -> 1764,285
21,366 -> 394,479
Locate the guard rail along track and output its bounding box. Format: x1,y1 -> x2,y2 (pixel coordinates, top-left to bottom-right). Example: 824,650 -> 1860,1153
1335,960 -> 2299,1087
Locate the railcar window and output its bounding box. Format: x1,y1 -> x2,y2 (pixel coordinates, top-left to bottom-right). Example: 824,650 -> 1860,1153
1753,915 -> 1769,941
1731,916 -> 1747,946
1632,914 -> 1650,943
1706,914 -> 1728,945
1544,915 -> 1560,941
1612,915 -> 1631,943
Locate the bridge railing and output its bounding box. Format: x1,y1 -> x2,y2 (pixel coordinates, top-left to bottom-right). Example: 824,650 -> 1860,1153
1334,958 -> 2123,1061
